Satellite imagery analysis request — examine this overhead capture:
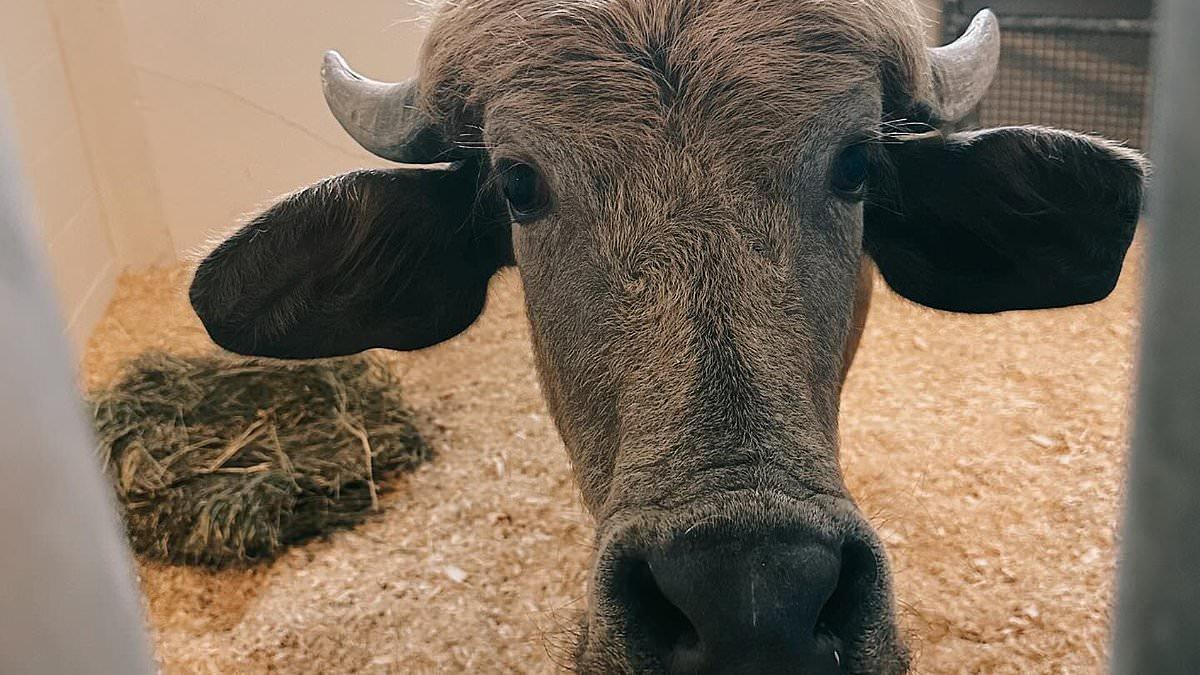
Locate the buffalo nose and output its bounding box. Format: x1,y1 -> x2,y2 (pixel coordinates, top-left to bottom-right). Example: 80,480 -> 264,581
618,535 -> 868,674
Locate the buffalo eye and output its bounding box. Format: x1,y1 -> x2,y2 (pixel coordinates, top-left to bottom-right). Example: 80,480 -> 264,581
498,161 -> 551,222
830,143 -> 870,200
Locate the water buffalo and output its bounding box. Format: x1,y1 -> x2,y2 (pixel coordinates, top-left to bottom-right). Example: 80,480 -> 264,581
189,1 -> 1146,671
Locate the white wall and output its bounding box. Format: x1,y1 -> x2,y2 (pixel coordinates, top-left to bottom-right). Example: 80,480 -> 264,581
116,0 -> 428,256
0,0 -> 165,356
46,0 -> 174,269
1,0 -> 944,354
0,0 -> 427,353
112,0 -> 944,257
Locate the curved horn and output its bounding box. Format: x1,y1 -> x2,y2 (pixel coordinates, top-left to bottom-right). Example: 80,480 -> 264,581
321,51 -> 445,163
927,9 -> 1001,122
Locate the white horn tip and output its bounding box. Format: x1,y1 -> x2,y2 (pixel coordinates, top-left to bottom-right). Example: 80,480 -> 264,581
929,8 -> 1002,122
960,9 -> 1001,65
938,9 -> 1001,57
321,50 -> 353,82
971,8 -> 1000,31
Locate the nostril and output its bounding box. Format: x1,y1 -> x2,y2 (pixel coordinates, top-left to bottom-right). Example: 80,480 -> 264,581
816,539 -> 879,644
621,558 -> 700,661
605,534 -> 885,673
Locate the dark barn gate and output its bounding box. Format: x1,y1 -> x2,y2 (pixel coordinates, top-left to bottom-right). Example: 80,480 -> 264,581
943,0 -> 1155,147
942,0 -> 1200,670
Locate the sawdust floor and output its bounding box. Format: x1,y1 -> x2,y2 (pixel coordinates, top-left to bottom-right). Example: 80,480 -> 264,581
81,244 -> 1142,674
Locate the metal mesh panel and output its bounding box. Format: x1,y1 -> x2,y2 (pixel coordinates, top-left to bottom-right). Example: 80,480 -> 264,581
943,2 -> 1155,148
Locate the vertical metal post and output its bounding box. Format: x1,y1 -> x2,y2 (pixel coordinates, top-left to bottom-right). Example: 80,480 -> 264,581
1111,0 -> 1200,671
0,101 -> 154,673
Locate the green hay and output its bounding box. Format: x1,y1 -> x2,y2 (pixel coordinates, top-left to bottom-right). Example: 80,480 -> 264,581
89,351 -> 428,567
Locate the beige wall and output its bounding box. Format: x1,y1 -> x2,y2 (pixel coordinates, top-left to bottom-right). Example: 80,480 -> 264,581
0,0 -> 425,354
2,0 -> 942,355
0,0 -> 157,356
111,0 -> 942,257
116,0 -> 428,256
46,0 -> 174,269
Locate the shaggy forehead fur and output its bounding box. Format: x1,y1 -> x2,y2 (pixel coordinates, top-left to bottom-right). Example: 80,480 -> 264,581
419,0 -> 932,157
408,0 -> 936,523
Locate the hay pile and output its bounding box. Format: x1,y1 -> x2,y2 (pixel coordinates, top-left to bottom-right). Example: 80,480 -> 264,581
90,352 -> 427,566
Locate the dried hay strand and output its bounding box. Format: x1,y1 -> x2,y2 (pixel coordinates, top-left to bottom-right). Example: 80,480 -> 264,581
89,351 -> 428,567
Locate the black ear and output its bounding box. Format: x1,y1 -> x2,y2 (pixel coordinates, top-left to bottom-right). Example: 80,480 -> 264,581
189,161 -> 511,358
864,126 -> 1147,313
